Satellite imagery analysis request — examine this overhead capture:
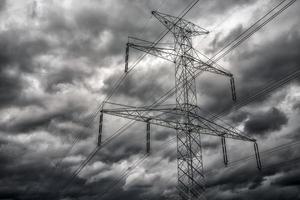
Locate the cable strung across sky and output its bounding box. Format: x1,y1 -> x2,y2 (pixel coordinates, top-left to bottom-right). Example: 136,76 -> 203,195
101,7 -> 262,200
43,0 -> 298,199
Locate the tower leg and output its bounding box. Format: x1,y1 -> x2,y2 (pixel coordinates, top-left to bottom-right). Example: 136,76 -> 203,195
175,35 -> 205,200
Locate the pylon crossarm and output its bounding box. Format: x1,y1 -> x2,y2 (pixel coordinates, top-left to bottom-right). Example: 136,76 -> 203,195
102,106 -> 255,142
151,10 -> 209,37
192,47 -> 232,75
176,107 -> 254,142
127,39 -> 234,79
127,42 -> 177,63
187,56 -> 232,78
185,53 -> 237,101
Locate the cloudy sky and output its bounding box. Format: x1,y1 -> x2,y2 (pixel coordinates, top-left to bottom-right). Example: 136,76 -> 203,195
0,0 -> 300,199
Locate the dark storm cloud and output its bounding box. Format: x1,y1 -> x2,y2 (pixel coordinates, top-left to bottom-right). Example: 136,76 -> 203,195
287,127 -> 300,140
0,67 -> 24,108
40,0 -> 260,68
228,110 -> 249,124
166,0 -> 258,21
0,0 -> 299,200
292,102 -> 300,111
43,67 -> 92,93
202,139 -> 220,150
206,164 -> 263,190
207,24 -> 244,54
271,169 -> 300,187
199,27 -> 300,115
153,129 -> 174,141
0,0 -> 6,12
244,107 -> 288,136
40,0 -> 166,66
237,30 -> 300,86
102,65 -> 171,103
0,139 -> 90,200
205,154 -> 300,200
0,104 -> 88,135
0,29 -> 49,72
197,74 -> 236,114
205,133 -> 300,199
0,29 -> 49,108
207,0 -> 257,14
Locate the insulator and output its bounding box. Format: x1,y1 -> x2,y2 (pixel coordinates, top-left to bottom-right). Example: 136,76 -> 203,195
98,112 -> 103,147
125,44 -> 129,73
146,120 -> 150,154
254,142 -> 262,171
221,136 -> 228,166
230,77 -> 237,102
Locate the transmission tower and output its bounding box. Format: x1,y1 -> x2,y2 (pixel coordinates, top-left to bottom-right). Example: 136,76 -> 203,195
99,11 -> 262,200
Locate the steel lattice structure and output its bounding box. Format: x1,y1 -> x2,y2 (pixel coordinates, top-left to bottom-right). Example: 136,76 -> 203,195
99,11 -> 261,200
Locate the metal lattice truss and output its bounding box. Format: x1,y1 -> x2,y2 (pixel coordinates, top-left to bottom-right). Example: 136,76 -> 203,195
125,34 -> 236,102
152,11 -> 209,37
102,103 -> 254,142
127,37 -> 232,76
101,10 -> 261,200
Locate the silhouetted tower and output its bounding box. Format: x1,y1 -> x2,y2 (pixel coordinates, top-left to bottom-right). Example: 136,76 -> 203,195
99,11 -> 261,200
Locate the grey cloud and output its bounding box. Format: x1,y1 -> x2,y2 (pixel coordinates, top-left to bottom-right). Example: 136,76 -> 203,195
197,74 -> 235,114
228,110 -> 249,124
271,169 -> 300,187
42,67 -> 92,93
198,28 -> 300,116
287,127 -> 300,140
40,0 -> 165,66
0,0 -> 299,200
102,65 -> 171,103
153,129 -> 174,141
0,68 -> 24,108
207,24 -> 244,55
292,102 -> 300,111
1,107 -> 85,134
244,107 -> 288,136
0,0 -> 6,12
236,30 -> 300,86
0,29 -> 49,72
205,157 -> 300,200
0,29 -> 49,108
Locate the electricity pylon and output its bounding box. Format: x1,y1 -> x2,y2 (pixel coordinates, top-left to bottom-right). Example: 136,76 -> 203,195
99,11 -> 261,200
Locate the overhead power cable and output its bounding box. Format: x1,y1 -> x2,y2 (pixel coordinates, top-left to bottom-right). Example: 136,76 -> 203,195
55,0 -> 203,197
43,0 -> 186,195
205,139 -> 300,175
211,0 -> 297,62
96,136 -> 176,200
51,0 -> 297,198
210,68 -> 300,121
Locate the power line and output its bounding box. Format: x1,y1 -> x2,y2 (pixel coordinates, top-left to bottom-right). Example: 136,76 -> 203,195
141,0 -> 299,123
210,68 -> 300,121
205,139 -> 300,175
97,154 -> 149,200
39,1 -> 176,195
63,0 -> 293,180
97,138 -> 300,199
91,1 -> 298,198
50,0 -> 296,198
94,0 -> 298,198
211,0 -> 296,62
95,136 -> 176,200
53,1 -> 203,198
155,67 -> 300,175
